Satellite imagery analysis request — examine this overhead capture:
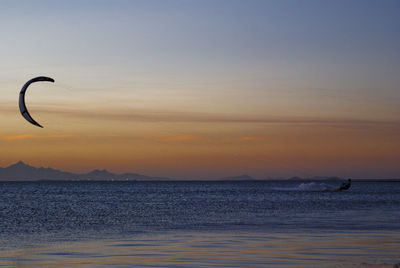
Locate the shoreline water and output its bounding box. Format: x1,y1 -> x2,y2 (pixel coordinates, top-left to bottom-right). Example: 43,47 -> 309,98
1,230 -> 400,267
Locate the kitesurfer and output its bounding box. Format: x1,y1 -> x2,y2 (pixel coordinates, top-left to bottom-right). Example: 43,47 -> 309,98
339,178 -> 351,191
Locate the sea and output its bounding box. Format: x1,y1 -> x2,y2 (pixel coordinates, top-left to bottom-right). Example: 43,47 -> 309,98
0,180 -> 399,267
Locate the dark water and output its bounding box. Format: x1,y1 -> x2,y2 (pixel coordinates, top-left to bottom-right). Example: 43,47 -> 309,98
1,181 -> 400,267
1,180 -> 399,242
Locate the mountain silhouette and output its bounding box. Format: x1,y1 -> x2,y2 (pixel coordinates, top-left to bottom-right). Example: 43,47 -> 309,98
219,174 -> 255,181
0,161 -> 169,181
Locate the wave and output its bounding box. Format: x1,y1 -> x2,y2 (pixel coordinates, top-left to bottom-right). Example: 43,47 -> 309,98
273,182 -> 338,192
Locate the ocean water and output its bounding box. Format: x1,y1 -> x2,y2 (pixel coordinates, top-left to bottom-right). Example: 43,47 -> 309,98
0,181 -> 399,267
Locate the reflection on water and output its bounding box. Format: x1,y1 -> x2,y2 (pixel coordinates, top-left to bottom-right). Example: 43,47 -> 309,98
1,231 -> 399,267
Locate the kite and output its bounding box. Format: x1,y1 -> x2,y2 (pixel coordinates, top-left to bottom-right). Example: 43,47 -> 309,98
19,76 -> 55,128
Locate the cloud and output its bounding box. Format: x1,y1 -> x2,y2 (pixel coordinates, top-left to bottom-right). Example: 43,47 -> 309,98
141,134 -> 201,142
87,134 -> 120,137
28,107 -> 400,128
240,136 -> 267,141
0,134 -> 118,141
166,135 -> 200,141
1,134 -> 38,141
45,134 -> 77,138
1,101 -> 399,128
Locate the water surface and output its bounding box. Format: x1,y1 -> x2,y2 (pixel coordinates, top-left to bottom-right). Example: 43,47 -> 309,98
0,181 -> 399,267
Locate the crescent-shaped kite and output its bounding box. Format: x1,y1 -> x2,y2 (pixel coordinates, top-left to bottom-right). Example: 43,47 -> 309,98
19,76 -> 55,128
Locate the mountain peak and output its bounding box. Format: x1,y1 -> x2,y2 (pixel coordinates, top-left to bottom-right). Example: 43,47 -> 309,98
88,169 -> 112,175
8,160 -> 31,168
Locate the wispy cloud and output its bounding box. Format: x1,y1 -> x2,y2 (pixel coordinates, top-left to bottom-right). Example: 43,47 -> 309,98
1,134 -> 38,141
87,134 -> 120,137
25,107 -> 400,128
166,135 -> 200,141
141,134 -> 201,142
240,136 -> 267,141
1,134 -> 118,141
45,134 -> 77,139
1,102 -> 399,128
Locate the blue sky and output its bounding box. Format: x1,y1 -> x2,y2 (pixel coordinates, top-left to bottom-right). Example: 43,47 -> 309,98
1,1 -> 399,178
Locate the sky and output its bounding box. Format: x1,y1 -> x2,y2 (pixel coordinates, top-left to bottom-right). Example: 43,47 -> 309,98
1,0 -> 399,179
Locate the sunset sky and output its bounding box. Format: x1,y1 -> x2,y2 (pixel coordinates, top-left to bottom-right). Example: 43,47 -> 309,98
1,0 -> 399,179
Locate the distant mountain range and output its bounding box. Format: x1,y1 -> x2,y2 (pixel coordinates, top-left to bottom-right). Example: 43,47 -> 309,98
0,161 -> 170,181
0,161 -> 348,181
219,174 -> 256,181
0,161 -> 261,181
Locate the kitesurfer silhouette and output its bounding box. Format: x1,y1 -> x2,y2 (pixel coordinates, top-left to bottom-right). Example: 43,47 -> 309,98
339,178 -> 351,191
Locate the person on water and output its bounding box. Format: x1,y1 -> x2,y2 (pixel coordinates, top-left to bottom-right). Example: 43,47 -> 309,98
339,178 -> 351,191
